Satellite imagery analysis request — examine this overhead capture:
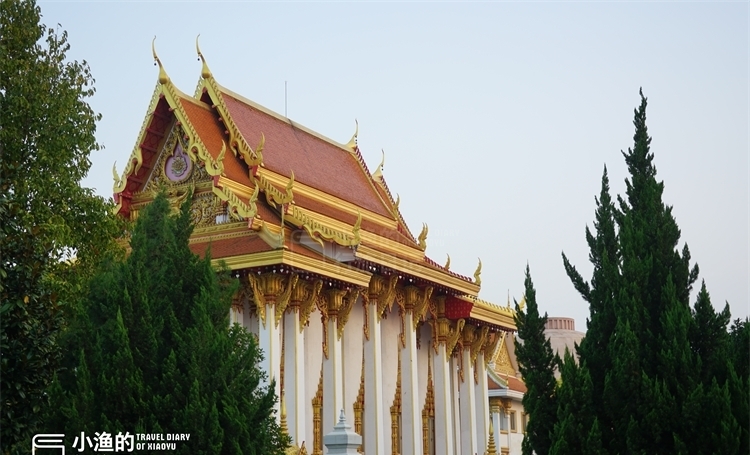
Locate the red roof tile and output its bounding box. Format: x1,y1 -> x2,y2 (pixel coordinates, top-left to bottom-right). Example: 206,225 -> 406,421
220,92 -> 392,218
178,98 -> 249,185
189,234 -> 273,260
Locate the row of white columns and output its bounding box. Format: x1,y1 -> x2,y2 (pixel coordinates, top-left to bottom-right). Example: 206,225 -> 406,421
245,276 -> 493,455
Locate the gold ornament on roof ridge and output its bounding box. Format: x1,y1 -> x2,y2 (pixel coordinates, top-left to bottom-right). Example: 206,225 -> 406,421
345,119 -> 358,151
195,35 -> 212,80
151,37 -> 169,85
112,162 -> 126,194
444,254 -> 451,271
474,258 -> 482,287
417,223 -> 428,251
372,149 -> 385,181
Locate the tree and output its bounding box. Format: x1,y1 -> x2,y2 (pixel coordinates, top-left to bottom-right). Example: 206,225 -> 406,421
48,193 -> 290,455
557,90 -> 742,454
514,265 -> 559,455
0,1 -> 121,452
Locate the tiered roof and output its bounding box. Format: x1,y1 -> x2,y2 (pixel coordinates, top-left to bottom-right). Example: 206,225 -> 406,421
113,40 -> 513,329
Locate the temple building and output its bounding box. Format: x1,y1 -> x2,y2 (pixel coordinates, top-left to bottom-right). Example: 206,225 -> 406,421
113,40 -> 518,455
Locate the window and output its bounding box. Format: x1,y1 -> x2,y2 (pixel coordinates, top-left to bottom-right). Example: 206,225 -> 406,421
510,410 -> 517,432
521,413 -> 528,433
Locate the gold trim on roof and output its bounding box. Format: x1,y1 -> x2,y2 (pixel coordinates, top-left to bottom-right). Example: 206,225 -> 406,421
444,254 -> 451,271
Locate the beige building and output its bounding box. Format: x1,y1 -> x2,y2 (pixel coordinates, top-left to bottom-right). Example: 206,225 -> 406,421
485,316 -> 586,454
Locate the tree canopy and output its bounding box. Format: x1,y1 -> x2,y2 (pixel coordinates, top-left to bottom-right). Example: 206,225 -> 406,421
1,1 -> 121,452
47,193 -> 290,455
514,265 -> 559,455
552,90 -> 747,454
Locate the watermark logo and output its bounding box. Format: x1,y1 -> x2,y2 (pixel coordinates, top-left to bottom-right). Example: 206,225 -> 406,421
33,432 -> 190,453
32,434 -> 65,454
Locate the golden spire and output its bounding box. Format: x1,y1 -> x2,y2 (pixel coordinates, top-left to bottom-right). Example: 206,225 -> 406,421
345,119 -> 358,151
474,258 -> 482,287
280,391 -> 289,436
196,34 -> 212,79
372,149 -> 385,180
151,37 -> 169,85
486,418 -> 498,455
444,254 -> 451,270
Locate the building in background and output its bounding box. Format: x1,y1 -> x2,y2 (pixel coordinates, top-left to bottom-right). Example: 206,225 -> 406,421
112,42 -> 517,455
485,316 -> 586,454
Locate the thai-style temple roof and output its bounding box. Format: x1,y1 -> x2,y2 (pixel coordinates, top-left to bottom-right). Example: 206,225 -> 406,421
112,40 -> 514,330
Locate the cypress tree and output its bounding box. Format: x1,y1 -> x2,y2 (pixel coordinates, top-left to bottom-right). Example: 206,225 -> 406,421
514,265 -> 559,455
558,90 -> 743,454
48,193 -> 290,454
562,166 -> 618,454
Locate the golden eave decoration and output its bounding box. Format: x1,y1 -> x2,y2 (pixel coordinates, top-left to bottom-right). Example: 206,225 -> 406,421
285,204 -> 362,248
256,170 -> 295,208
474,258 -> 482,287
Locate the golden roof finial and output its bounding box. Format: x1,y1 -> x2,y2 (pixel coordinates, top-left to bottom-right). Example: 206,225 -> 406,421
196,34 -> 212,79
518,294 -> 526,313
474,258 -> 482,287
151,37 -> 169,85
345,119 -> 358,151
112,162 -> 126,194
486,418 -> 498,455
444,254 -> 451,270
418,223 -> 428,251
372,149 -> 385,180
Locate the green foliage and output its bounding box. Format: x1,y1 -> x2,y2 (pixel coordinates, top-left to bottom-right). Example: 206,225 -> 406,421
48,193 -> 290,454
556,90 -> 745,454
0,1 -> 122,452
514,265 -> 559,455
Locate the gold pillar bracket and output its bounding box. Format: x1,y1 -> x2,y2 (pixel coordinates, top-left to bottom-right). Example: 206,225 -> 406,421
445,318 -> 466,355
376,275 -> 398,318
337,287 -> 362,340
410,286 -> 434,326
247,273 -> 266,326
471,326 -> 490,365
274,273 -> 300,328
299,280 -> 323,331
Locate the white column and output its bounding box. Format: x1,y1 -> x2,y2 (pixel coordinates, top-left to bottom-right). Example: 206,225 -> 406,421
459,346 -> 478,455
258,302 -> 281,414
490,400 -> 503,453
364,278 -> 390,455
401,310 -> 422,455
283,311 -> 306,446
323,289 -> 346,437
451,355 -> 462,454
432,342 -> 454,455
475,352 -> 490,452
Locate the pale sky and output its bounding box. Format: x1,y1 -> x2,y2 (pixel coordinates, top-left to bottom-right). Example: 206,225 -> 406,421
38,1 -> 748,331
